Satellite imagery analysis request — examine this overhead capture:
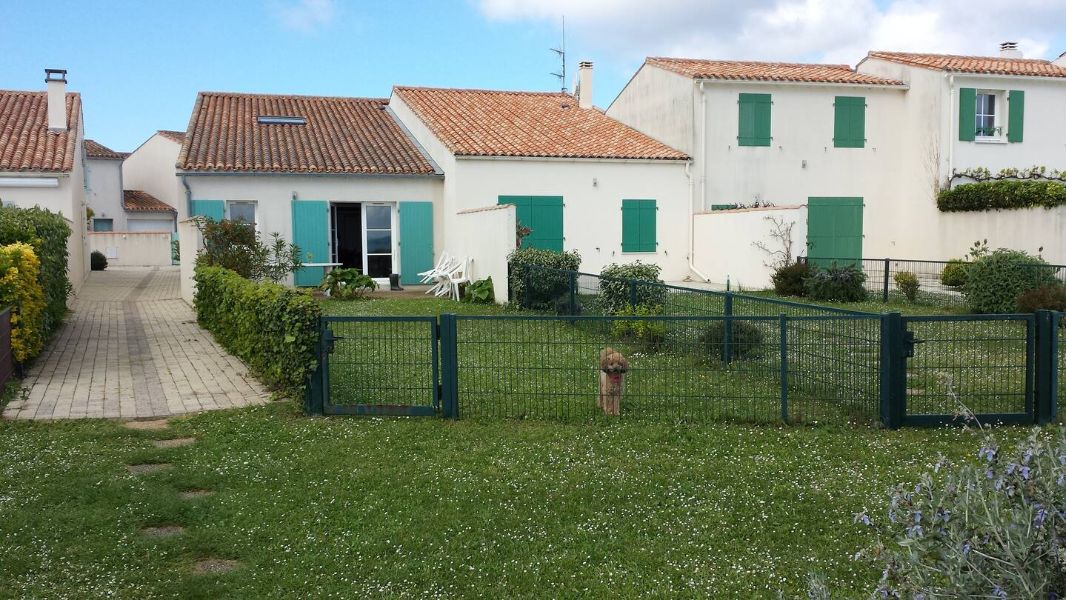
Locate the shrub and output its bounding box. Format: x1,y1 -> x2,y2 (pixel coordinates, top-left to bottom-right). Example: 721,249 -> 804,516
940,259 -> 968,288
320,268 -> 376,300
804,264 -> 868,302
937,179 -> 1066,212
90,250 -> 107,271
462,277 -> 495,304
195,218 -> 302,283
0,243 -> 45,363
598,261 -> 666,315
507,248 -> 581,310
610,305 -> 666,353
771,262 -> 810,297
698,320 -> 766,361
1015,284 -> 1066,313
893,271 -> 920,303
0,205 -> 71,338
963,249 -> 1058,313
194,265 -> 321,395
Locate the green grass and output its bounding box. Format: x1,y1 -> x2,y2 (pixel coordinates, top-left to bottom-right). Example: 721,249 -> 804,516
0,401 -> 1044,598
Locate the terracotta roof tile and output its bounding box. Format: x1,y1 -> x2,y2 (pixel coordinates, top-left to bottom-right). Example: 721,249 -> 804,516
0,90 -> 81,173
647,57 -> 904,85
178,92 -> 437,174
866,51 -> 1066,78
393,86 -> 687,160
123,190 -> 175,213
156,130 -> 185,144
85,139 -> 124,159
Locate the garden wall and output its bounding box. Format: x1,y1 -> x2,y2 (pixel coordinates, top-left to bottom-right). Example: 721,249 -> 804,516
449,205 -> 516,304
88,232 -> 173,267
692,205 -> 807,290
935,206 -> 1066,263
178,219 -> 202,305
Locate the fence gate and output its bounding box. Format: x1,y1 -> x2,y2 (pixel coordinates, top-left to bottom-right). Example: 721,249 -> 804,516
899,314 -> 1036,426
315,316 -> 439,416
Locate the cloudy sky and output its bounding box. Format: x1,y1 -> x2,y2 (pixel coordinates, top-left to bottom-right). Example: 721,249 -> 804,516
2,0 -> 1063,150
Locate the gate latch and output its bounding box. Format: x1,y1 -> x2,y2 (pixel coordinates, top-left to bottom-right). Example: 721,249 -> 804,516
322,329 -> 344,355
902,330 -> 924,358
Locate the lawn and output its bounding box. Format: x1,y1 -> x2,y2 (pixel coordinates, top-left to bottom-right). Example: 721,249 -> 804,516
0,400 -> 1044,598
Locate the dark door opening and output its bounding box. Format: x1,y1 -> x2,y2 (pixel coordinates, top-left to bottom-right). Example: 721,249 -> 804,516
333,203 -> 363,270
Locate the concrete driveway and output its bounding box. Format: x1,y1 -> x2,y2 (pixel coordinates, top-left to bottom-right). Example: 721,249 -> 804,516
3,267 -> 270,420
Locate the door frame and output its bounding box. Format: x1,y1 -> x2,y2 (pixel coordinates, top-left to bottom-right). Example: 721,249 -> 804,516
329,201 -> 397,284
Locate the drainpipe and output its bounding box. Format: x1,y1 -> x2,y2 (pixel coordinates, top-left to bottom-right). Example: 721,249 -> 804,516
947,74 -> 955,182
686,81 -> 712,283
699,81 -> 708,210
181,174 -> 192,218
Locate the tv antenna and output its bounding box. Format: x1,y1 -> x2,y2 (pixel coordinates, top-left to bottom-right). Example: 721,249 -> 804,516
550,16 -> 566,92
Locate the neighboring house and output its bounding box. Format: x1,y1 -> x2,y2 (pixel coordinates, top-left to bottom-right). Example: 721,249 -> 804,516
177,92 -> 444,287
84,139 -> 126,231
121,190 -> 176,231
0,69 -> 89,288
122,130 -> 186,221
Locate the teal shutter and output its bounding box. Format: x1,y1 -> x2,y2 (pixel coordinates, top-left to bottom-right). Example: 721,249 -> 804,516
958,88 -> 976,141
738,93 -> 772,146
398,201 -> 433,285
291,200 -> 330,287
622,199 -> 656,252
190,200 -> 224,221
806,197 -> 864,267
498,196 -> 563,252
1007,90 -> 1024,143
833,96 -> 866,148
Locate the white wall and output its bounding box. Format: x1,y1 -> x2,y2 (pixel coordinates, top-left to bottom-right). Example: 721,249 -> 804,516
693,205 -> 807,289
451,204 -> 516,303
177,219 -> 201,305
605,65 -> 695,155
88,231 -> 174,267
85,157 -> 125,229
123,134 -> 185,220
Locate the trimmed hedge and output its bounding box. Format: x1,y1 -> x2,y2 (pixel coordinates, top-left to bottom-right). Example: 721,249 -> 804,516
938,180 -> 1066,212
194,265 -> 321,396
507,248 -> 581,309
599,261 -> 666,315
0,243 -> 45,363
0,205 -> 71,337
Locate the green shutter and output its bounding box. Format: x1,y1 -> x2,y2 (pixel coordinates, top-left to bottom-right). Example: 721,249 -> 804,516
958,88 -> 976,142
833,96 -> 865,148
1007,90 -> 1024,143
499,196 -> 563,252
190,200 -> 224,221
291,200 -> 329,287
398,201 -> 433,285
738,93 -> 772,146
622,199 -> 656,252
807,197 -> 863,267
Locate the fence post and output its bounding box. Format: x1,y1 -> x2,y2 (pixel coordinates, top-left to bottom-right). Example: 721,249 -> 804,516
882,259 -> 890,303
779,314 -> 788,423
439,313 -> 460,419
628,279 -> 638,309
723,293 -> 734,364
1034,310 -> 1055,424
569,271 -> 578,316
880,312 -> 905,428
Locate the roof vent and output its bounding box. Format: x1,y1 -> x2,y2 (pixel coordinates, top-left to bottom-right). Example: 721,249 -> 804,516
256,115 -> 306,125
999,42 -> 1022,59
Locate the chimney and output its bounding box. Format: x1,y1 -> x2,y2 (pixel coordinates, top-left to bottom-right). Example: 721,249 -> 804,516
999,42 -> 1022,59
1055,51 -> 1066,68
45,69 -> 68,131
576,61 -> 593,109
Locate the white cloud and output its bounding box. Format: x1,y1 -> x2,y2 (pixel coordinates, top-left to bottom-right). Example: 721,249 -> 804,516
477,0 -> 1066,64
273,0 -> 337,34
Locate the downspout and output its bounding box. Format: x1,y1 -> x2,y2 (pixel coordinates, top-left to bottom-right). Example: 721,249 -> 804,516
947,74 -> 955,181
687,81 -> 711,283
181,174 -> 192,218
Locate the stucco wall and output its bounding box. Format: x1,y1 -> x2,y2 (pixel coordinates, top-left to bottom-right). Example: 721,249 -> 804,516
451,204 -> 516,303
123,134 -> 185,220
693,205 -> 807,289
605,65 -> 695,154
86,157 -> 125,229
89,231 -> 174,267
177,219 -> 201,305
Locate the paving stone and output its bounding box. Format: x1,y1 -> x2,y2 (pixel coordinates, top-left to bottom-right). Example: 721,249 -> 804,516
124,419 -> 170,431
193,558 -> 240,574
179,489 -> 215,500
152,437 -> 197,449
126,463 -> 172,475
141,525 -> 185,537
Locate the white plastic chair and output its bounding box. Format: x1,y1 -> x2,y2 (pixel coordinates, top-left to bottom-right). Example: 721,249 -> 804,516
447,257 -> 472,301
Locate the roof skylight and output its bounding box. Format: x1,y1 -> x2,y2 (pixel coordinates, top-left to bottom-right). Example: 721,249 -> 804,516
256,115 -> 306,125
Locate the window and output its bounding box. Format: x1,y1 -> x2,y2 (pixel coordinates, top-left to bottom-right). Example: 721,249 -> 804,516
363,204 -> 393,278
92,218 -> 113,232
621,199 -> 656,253
833,96 -> 866,148
227,200 -> 257,227
256,115 -> 306,125
737,93 -> 772,147
959,88 -> 1024,143
975,92 -> 999,138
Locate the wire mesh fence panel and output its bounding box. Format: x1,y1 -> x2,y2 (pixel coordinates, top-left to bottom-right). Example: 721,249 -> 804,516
1059,314 -> 1066,421
902,316 -> 1032,419
732,293 -> 871,318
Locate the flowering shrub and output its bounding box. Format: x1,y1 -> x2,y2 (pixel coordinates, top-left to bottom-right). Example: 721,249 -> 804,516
0,242 -> 45,363
0,205 -> 71,337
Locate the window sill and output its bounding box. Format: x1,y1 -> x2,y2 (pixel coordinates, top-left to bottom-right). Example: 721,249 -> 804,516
974,137 -> 1007,145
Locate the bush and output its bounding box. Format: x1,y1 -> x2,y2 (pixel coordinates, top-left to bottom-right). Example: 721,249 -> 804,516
194,265 -> 321,395
195,218 -> 302,283
599,261 -> 666,315
0,205 -> 71,338
320,268 -> 376,300
893,271 -> 920,303
462,277 -> 495,304
937,179 -> 1066,212
90,250 -> 107,271
771,262 -> 810,296
0,243 -> 45,363
507,248 -> 581,310
698,320 -> 766,361
610,305 -> 667,353
1016,284 -> 1066,313
963,249 -> 1058,313
804,264 -> 868,302
940,259 -> 968,288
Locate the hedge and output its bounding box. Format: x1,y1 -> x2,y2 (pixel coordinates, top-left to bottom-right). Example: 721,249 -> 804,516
194,265 -> 321,396
0,205 -> 71,337
938,180 -> 1066,212
599,261 -> 666,314
507,248 -> 581,309
0,242 -> 45,363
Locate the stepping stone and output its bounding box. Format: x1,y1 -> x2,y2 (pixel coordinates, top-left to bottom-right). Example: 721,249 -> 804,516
179,489 -> 215,500
193,558 -> 240,574
141,525 -> 184,538
124,419 -> 169,431
152,437 -> 196,449
127,463 -> 172,475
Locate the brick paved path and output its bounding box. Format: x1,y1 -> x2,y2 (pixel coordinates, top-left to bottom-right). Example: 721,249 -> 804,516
3,267 -> 270,420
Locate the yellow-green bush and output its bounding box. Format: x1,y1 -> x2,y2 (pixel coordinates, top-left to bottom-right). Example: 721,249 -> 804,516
0,242 -> 45,363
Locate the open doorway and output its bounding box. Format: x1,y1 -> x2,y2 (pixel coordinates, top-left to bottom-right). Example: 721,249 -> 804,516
331,202 -> 395,282
332,203 -> 362,270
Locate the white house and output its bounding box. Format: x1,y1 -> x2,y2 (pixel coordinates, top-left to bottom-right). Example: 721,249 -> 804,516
84,139 -> 125,231
122,130 -> 187,221
0,69 -> 89,289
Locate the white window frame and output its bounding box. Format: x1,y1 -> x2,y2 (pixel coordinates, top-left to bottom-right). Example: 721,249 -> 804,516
975,90 -> 1005,142
226,200 -> 258,230
361,203 -> 396,283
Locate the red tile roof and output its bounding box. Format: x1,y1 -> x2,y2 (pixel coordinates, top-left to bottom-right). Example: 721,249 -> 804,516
393,86 -> 688,160
178,92 -> 437,174
0,91 -> 81,173
866,51 -> 1066,78
647,57 -> 904,85
84,139 -> 124,159
123,190 -> 175,213
156,130 -> 185,144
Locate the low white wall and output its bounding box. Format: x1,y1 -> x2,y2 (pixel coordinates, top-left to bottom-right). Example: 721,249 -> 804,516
177,219 -> 202,306
935,206 -> 1066,263
692,205 -> 807,290
449,205 -> 516,303
88,231 -> 173,267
